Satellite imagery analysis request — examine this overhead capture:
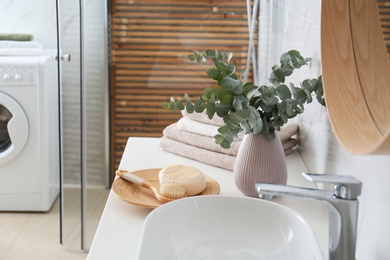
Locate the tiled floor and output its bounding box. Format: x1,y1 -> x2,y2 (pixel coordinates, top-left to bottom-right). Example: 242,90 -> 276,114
0,188 -> 109,260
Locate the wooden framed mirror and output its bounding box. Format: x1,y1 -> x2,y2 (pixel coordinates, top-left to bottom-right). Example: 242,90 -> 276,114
321,0 -> 390,154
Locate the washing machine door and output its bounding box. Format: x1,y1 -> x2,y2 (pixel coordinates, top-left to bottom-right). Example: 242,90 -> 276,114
0,92 -> 29,165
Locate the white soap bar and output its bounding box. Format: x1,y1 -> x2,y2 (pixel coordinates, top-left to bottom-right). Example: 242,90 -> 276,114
159,164 -> 207,196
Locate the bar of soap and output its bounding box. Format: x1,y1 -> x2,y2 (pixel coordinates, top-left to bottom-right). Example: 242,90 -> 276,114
159,164 -> 207,196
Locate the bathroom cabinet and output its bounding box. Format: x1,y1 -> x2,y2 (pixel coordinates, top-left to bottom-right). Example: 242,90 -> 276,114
88,137 -> 328,259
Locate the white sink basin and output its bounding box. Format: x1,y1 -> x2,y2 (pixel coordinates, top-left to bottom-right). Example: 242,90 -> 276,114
138,195 -> 323,260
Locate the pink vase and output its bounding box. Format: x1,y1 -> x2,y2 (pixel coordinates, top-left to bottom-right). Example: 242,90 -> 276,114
233,133 -> 287,197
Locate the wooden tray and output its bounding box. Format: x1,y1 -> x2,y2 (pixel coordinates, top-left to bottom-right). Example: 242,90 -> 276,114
112,168 -> 220,209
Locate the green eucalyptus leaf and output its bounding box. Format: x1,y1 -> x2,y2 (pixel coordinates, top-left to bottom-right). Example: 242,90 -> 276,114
301,79 -> 315,92
188,54 -> 196,62
227,52 -> 233,63
239,66 -> 248,80
270,68 -> 285,83
221,76 -> 243,95
162,102 -> 169,109
195,50 -> 202,62
243,82 -> 259,99
261,116 -> 269,133
316,95 -> 325,106
248,107 -> 262,134
184,93 -> 191,102
194,97 -> 204,112
278,100 -> 287,113
229,109 -> 250,124
303,88 -> 313,103
217,126 -> 235,142
206,68 -> 220,80
232,95 -> 249,110
281,66 -> 294,76
239,120 -> 251,134
219,94 -> 234,104
206,95 -> 216,119
276,84 -> 291,100
258,99 -> 272,113
262,95 -> 278,106
220,139 -> 231,149
228,60 -> 237,76
280,52 -> 291,65
215,102 -> 232,117
217,125 -> 229,134
287,50 -> 305,68
286,102 -> 297,117
214,134 -> 231,148
204,50 -> 216,58
203,88 -> 215,101
221,51 -> 227,60
214,59 -> 224,70
214,133 -> 232,149
266,130 -> 276,140
275,115 -> 286,125
293,88 -> 307,102
176,99 -> 185,110
228,113 -> 241,125
169,97 -> 177,111
186,100 -> 194,113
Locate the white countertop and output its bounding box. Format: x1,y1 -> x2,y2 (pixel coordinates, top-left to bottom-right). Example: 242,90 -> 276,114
87,137 -> 328,260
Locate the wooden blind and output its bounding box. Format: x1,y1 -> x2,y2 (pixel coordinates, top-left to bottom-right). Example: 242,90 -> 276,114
377,0 -> 390,57
110,0 -> 255,180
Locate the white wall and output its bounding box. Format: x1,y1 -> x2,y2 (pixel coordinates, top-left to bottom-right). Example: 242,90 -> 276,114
260,1 -> 390,259
0,0 -> 57,49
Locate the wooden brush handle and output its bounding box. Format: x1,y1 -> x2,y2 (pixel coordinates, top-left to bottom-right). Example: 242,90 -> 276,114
116,169 -> 145,185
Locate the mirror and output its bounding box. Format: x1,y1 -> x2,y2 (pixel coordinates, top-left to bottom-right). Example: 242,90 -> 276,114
321,0 -> 390,154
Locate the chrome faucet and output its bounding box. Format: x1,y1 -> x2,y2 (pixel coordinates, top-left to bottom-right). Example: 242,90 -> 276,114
256,173 -> 362,260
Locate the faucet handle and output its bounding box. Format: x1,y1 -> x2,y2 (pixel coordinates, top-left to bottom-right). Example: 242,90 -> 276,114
302,173 -> 362,200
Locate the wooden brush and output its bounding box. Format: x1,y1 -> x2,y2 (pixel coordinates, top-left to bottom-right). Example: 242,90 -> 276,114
115,169 -> 186,203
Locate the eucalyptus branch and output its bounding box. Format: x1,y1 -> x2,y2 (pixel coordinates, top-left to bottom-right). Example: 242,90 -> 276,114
162,50 -> 325,149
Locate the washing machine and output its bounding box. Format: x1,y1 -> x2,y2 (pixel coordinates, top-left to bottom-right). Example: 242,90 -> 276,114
0,53 -> 59,211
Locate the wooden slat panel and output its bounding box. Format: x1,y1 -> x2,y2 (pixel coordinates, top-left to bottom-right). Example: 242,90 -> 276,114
110,0 -> 256,181
377,0 -> 390,57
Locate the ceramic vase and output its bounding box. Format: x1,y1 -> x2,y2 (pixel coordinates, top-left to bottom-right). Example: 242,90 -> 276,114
233,133 -> 288,197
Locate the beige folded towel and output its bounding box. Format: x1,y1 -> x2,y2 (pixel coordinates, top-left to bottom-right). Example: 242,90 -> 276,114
279,123 -> 298,141
181,110 -> 299,140
163,123 -> 240,156
282,138 -> 298,151
177,116 -> 298,143
177,117 -> 245,139
177,117 -> 219,137
159,137 -> 236,171
164,123 -> 298,157
159,136 -> 298,171
181,110 -> 225,126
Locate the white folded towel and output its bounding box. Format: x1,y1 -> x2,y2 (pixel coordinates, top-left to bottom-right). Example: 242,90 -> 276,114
159,135 -> 298,171
177,117 -> 244,139
163,122 -> 298,156
177,117 -> 220,137
181,110 -> 225,126
0,41 -> 43,56
164,123 -> 241,156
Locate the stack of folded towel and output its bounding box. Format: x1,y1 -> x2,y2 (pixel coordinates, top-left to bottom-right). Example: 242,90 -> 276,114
0,33 -> 43,56
159,110 -> 299,171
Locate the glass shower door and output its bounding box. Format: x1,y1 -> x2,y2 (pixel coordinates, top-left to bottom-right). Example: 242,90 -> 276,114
57,0 -> 83,249
57,0 -> 109,251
